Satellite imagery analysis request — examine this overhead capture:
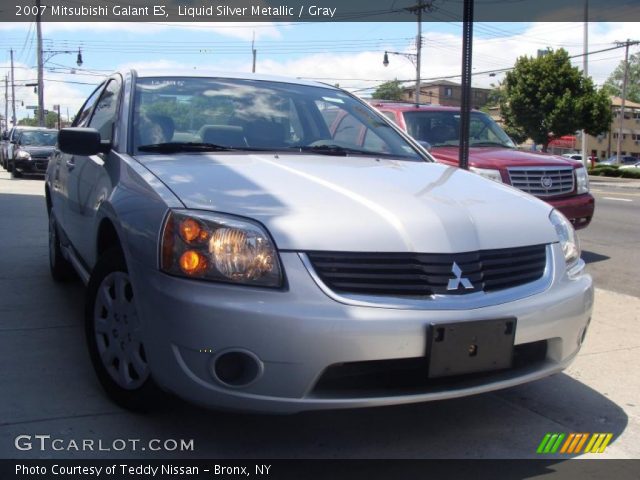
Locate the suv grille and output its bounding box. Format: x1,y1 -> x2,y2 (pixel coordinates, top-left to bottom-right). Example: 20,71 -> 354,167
507,167 -> 575,197
306,244 -> 547,298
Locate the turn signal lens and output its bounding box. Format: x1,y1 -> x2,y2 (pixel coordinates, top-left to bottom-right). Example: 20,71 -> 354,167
179,250 -> 208,276
179,218 -> 208,243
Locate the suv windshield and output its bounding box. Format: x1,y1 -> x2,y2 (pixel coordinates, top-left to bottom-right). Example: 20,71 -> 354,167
18,130 -> 58,146
133,77 -> 423,161
403,110 -> 515,149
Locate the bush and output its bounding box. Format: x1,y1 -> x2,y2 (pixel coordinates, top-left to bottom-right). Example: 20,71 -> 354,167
619,169 -> 640,179
588,165 -> 640,178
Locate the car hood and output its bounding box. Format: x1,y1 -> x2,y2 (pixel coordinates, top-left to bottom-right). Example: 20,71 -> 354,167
138,153 -> 558,253
431,146 -> 581,169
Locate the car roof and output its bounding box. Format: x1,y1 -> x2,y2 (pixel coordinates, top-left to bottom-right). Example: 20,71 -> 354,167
368,102 -> 478,113
128,69 -> 338,90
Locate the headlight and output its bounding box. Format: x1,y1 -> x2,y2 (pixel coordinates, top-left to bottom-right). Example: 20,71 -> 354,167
575,166 -> 589,194
549,209 -> 580,268
160,210 -> 282,287
470,167 -> 503,183
16,150 -> 31,160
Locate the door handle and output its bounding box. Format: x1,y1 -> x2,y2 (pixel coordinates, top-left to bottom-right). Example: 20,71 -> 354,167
65,159 -> 75,171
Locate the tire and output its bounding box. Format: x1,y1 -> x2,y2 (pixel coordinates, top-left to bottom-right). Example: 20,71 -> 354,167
8,161 -> 16,174
48,214 -> 76,282
85,248 -> 163,411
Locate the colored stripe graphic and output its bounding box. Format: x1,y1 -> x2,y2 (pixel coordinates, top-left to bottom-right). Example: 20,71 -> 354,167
537,433 -> 565,453
584,433 -> 614,454
538,433 -> 612,454
537,433 -> 552,454
560,433 -> 575,453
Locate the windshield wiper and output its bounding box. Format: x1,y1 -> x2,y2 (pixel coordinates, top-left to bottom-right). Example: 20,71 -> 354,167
470,141 -> 513,148
289,144 -> 408,158
137,142 -> 237,153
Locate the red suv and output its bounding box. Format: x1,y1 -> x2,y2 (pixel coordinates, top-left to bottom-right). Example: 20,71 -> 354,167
371,103 -> 594,229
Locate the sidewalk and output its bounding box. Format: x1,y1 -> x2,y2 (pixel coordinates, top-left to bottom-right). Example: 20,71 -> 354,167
589,175 -> 640,190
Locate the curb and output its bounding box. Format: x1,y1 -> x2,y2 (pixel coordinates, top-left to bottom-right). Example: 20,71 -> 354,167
589,176 -> 640,190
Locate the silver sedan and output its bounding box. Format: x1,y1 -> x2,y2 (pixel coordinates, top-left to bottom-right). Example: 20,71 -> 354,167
45,70 -> 593,413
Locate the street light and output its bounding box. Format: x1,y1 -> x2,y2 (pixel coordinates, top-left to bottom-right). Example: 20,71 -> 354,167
382,50 -> 420,105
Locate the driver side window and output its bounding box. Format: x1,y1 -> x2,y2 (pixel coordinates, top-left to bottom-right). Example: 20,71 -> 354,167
73,84 -> 105,128
88,79 -> 121,143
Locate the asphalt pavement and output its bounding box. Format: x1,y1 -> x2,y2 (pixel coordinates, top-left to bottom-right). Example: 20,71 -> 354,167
0,171 -> 638,460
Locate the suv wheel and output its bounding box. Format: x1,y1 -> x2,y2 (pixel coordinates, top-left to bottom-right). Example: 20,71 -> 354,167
9,162 -> 19,176
48,214 -> 75,281
85,248 -> 162,411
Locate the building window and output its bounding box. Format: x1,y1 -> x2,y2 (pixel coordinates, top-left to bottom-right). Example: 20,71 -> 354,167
444,87 -> 453,97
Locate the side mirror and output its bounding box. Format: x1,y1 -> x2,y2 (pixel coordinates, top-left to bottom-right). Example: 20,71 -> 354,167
58,127 -> 107,156
417,140 -> 432,152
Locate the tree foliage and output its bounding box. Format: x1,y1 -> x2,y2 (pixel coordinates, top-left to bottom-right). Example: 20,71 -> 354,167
372,80 -> 405,101
603,52 -> 640,103
18,111 -> 59,129
500,49 -> 612,151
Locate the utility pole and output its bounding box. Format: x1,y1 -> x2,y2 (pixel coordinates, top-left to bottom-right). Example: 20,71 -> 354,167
4,75 -> 8,131
614,39 -> 638,164
10,49 -> 16,127
415,7 -> 422,105
458,0 -> 474,170
36,0 -> 45,127
580,0 -> 589,168
251,31 -> 257,73
406,2 -> 432,106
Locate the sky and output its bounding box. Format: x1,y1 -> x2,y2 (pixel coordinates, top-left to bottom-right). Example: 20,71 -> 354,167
1,20 -> 638,123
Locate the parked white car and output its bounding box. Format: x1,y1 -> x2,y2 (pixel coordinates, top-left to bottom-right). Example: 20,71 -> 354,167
46,70 -> 593,413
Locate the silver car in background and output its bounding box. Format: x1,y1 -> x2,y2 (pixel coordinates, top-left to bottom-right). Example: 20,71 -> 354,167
45,70 -> 593,413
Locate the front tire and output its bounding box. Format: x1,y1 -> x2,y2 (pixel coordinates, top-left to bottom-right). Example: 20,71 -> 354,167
85,248 -> 162,411
48,214 -> 76,282
10,162 -> 19,177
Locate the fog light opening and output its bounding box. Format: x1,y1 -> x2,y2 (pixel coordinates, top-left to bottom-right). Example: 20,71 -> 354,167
212,350 -> 262,387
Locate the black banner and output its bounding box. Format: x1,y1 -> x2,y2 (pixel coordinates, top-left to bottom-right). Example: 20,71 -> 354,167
3,0 -> 640,23
3,460 -> 640,480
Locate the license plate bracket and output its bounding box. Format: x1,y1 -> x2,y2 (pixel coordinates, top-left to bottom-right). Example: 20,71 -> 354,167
427,318 -> 516,378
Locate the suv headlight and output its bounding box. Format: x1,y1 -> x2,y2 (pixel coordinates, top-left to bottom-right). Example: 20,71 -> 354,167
549,209 -> 580,268
575,166 -> 589,194
16,150 -> 31,160
470,167 -> 503,183
160,210 -> 282,287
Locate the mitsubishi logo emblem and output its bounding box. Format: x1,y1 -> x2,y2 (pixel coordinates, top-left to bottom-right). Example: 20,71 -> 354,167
447,262 -> 474,291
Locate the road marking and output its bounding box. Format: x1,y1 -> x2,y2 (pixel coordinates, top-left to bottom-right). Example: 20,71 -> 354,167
591,189 -> 640,197
602,197 -> 632,202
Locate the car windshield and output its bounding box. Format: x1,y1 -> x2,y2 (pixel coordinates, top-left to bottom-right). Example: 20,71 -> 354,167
133,77 -> 423,161
18,130 -> 58,146
402,110 -> 515,149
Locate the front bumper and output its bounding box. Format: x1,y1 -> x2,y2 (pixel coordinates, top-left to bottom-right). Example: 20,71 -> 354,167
14,157 -> 49,174
128,243 -> 593,413
547,193 -> 595,230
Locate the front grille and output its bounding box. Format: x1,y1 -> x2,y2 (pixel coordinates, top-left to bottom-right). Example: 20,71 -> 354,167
34,160 -> 48,171
507,167 -> 575,197
306,244 -> 547,298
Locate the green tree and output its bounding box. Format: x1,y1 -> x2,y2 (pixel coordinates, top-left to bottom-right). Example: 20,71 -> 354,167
481,82 -> 529,145
603,52 -> 640,103
18,111 -> 59,128
372,80 -> 405,101
500,49 -> 612,151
